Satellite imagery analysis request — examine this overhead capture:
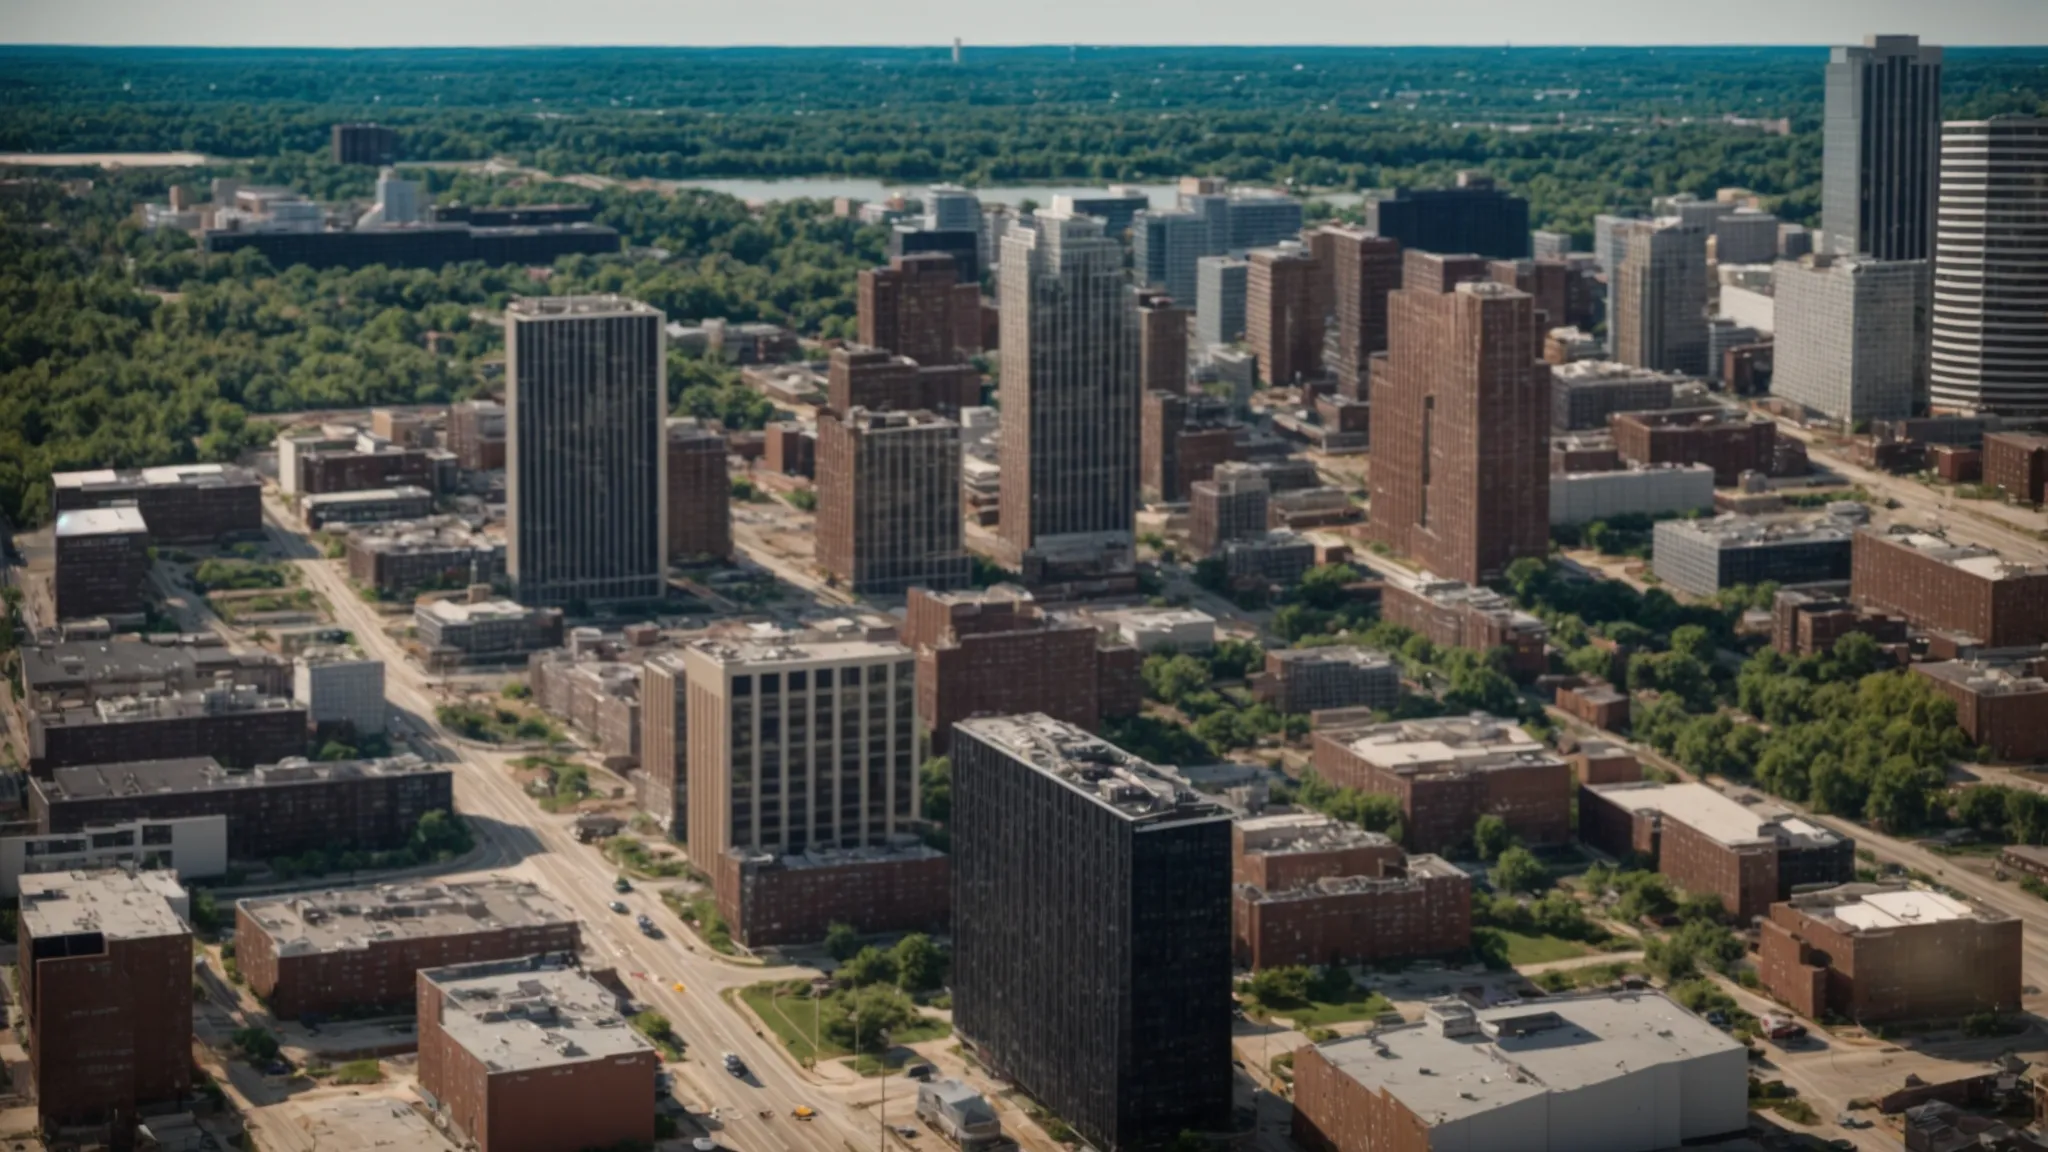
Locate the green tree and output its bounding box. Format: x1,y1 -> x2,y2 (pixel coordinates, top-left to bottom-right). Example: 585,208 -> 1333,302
919,756 -> 951,823
1295,563 -> 1358,610
823,921 -> 861,962
1472,815 -> 1511,864
891,933 -> 946,993
839,945 -> 897,988
1490,846 -> 1547,894
825,986 -> 918,1053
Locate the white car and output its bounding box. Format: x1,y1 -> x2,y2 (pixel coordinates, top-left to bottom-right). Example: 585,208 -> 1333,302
693,1140 -> 718,1152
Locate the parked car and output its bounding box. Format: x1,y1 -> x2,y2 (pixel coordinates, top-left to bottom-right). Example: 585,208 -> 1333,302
609,900 -> 629,914
904,1063 -> 935,1082
614,877 -> 633,893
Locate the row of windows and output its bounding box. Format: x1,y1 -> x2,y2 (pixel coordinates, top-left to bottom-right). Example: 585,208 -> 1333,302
730,663 -> 915,696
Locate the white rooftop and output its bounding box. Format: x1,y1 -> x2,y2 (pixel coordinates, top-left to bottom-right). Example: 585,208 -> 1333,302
426,960 -> 654,1073
1589,782 -> 1775,847
55,506 -> 148,537
1830,889 -> 1974,931
20,869 -> 189,941
1336,715 -> 1555,774
417,598 -> 534,624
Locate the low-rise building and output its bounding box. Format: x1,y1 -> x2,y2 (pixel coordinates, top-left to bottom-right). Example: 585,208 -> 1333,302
1760,885 -> 2021,1025
1771,582 -> 1911,657
1913,661 -> 2048,762
1255,647 -> 1400,715
917,1080 -> 1003,1151
1652,513 -> 1856,596
1579,781 -> 1855,919
1379,575 -> 1547,678
302,485 -> 435,529
1569,739 -> 1641,785
19,870 -> 194,1146
1984,432 -> 2048,506
1232,813 -> 1467,969
1851,529 -> 2048,649
32,754 -> 454,863
1105,607 -> 1217,654
1549,360 -> 1683,431
713,841 -> 950,947
26,686 -> 308,776
1219,531 -> 1318,586
294,646 -> 387,736
236,879 -> 580,1018
1610,407 -> 1783,485
1548,465 -> 1715,525
1292,994 -> 1748,1152
417,957 -> 658,1152
51,463 -> 262,543
53,506 -> 152,621
447,399 -> 507,471
278,425 -> 441,495
344,517 -> 504,595
0,815 -> 226,898
1189,463 -> 1270,556
1143,391 -> 1246,503
1311,714 -> 1571,855
415,598 -> 565,662
1555,678 -> 1630,732
528,650 -> 641,767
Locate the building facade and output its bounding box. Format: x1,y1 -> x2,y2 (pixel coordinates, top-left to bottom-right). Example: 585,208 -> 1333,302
1319,227 -> 1403,398
1247,245 -> 1325,387
1772,254 -> 1929,423
51,463 -> 261,544
1850,529 -> 2048,647
1364,173 -> 1532,260
53,507 -> 151,621
1823,35 -> 1943,260
1613,218 -> 1709,376
666,418 -> 732,562
816,408 -> 970,595
859,253 -> 981,369
1195,255 -> 1249,349
1930,117 -> 2048,415
1760,885 -> 2019,1025
1312,715 -> 1572,855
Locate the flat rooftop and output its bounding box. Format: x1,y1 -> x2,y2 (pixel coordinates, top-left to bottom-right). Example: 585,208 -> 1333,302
1658,513 -> 1856,548
239,879 -> 574,958
51,463 -> 258,490
39,754 -> 445,802
1245,854 -> 1463,900
1390,575 -> 1546,633
684,633 -> 910,669
1551,360 -> 1686,388
55,506 -> 149,537
729,840 -> 946,871
1914,660 -> 2048,696
22,638 -> 279,692
1587,782 -> 1777,847
957,713 -> 1230,826
424,958 -> 654,1073
417,598 -> 540,625
1238,811 -> 1395,854
1617,406 -> 1769,431
20,869 -> 189,942
36,687 -> 302,728
1315,993 -> 1742,1128
1788,884 -> 2004,932
506,294 -> 658,318
301,486 -> 433,506
1862,530 -> 2048,581
1325,714 -> 1562,776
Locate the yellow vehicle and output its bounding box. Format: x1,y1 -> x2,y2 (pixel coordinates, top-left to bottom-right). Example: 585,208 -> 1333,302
791,1106 -> 815,1121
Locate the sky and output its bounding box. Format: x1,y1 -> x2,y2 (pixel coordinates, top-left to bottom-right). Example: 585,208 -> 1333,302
3,0 -> 2045,48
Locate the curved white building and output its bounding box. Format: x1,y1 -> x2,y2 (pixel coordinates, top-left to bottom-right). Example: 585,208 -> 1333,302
1932,117 -> 2048,415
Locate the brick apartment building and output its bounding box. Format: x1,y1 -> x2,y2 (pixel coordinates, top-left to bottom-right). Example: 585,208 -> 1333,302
1489,257 -> 1570,331
1315,226 -> 1402,399
1247,245 -> 1326,386
1569,739 -> 1641,785
762,421 -> 815,479
1579,781 -> 1856,920
236,880 -> 580,1018
858,252 -> 981,369
1379,576 -> 1549,678
667,418 -> 732,562
1138,292 -> 1191,396
713,843 -> 950,947
1984,432 -> 2048,506
1189,463 -> 1270,556
51,463 -> 262,544
1850,529 -> 2048,648
1771,582 -> 1910,657
827,346 -> 981,417
26,688 -> 308,776
528,652 -> 641,767
1141,391 -> 1245,503
53,507 -> 151,621
1760,885 -> 2021,1025
292,441 -> 440,495
1913,661 -> 2048,762
1255,647 -> 1400,715
447,400 -> 507,471
638,653 -> 688,834
20,870 -> 192,1148
901,585 -> 1141,753
344,516 -> 505,595
417,958 -> 658,1152
1311,715 -> 1572,855
1555,678 -> 1631,732
32,754 -> 455,862
1609,407 -> 1781,485
1230,812 -> 1467,969
816,408 -> 971,595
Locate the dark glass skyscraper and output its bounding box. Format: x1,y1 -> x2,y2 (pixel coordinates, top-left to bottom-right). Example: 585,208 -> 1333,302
951,714 -> 1233,1152
505,295 -> 667,606
1823,34 -> 1943,260
1365,172 -> 1531,260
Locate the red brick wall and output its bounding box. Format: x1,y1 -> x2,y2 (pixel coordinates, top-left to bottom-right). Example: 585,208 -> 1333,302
1760,903 -> 2023,1024
1659,817 -> 1778,920
1984,433 -> 2048,505
25,927 -> 192,1136
1758,918 -> 1825,1019
1556,683 -> 1630,731
1578,786 -> 1655,860
483,1054 -> 658,1152
1233,834 -> 1404,891
1313,737 -> 1566,854
1235,871 -> 1470,969
1917,669 -> 2048,762
1570,749 -> 1641,785
921,627 -> 1105,753
1852,531 -> 2048,647
718,851 -> 951,947
1292,1045 -> 1433,1152
1611,411 -> 1774,486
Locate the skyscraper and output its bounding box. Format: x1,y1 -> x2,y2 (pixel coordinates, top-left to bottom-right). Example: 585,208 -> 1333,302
859,252 -> 980,368
1772,254 -> 1929,424
951,714 -> 1232,1152
998,211 -> 1141,558
1052,188 -> 1151,246
1195,255 -> 1249,348
926,184 -> 982,233
1823,34 -> 1943,260
1247,244 -> 1325,387
1931,117 -> 2048,415
1320,226 -> 1403,398
1613,219 -> 1710,377
1137,291 -> 1190,396
1365,172 -> 1532,260
505,296 -> 667,606
1369,280 -> 1551,584
816,408 -> 970,595
1133,208 -> 1207,305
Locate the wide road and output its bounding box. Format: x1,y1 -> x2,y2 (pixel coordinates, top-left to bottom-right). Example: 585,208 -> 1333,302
261,500 -> 878,1152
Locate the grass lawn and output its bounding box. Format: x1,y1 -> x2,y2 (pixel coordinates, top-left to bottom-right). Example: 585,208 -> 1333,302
1244,988 -> 1393,1030
1485,928 -> 1593,966
739,980 -> 950,1068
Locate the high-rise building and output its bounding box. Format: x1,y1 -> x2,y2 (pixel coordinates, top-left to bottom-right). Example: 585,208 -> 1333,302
1772,254 -> 1929,423
505,296 -> 667,606
1365,172 -> 1531,260
1133,209 -> 1208,305
682,632 -> 918,862
1141,392 -> 1243,503
1319,227 -> 1403,398
640,653 -> 688,833
1226,190 -> 1307,251
1052,188 -> 1151,246
1823,34 -> 1943,259
997,212 -> 1141,559
1195,255 -> 1249,348
1247,244 -> 1325,386
826,346 -> 981,418
1531,229 -> 1572,260
331,122 -> 398,166
1369,280 -> 1551,584
925,184 -> 983,233
1613,219 -> 1710,376
1189,464 -> 1271,557
53,507 -> 150,621
1714,208 -> 1781,265
1137,291 -> 1191,396
816,408 -> 970,595
952,715 -> 1232,1152
666,418 -> 731,562
1931,117 -> 2048,415
1593,213 -> 1640,281
859,252 -> 982,368
889,226 -> 981,286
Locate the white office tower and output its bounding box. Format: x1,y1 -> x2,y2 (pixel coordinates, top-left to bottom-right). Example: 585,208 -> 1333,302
1823,35 -> 1942,260
1773,254 -> 1929,424
369,167 -> 422,226
1931,117 -> 2048,415
1134,209 -> 1207,305
926,184 -> 982,233
1196,255 -> 1250,349
1594,213 -> 1637,280
997,212 -> 1140,563
294,647 -> 387,736
1613,219 -> 1710,376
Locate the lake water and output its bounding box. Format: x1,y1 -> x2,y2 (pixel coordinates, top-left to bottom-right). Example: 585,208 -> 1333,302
667,177 -> 1365,209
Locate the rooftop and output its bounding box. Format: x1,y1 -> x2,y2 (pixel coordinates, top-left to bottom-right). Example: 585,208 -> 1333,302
1389,574 -> 1546,635
506,294 -> 660,318
1245,854 -> 1464,900
729,840 -> 947,871
51,463 -> 258,491
35,686 -> 302,728
301,485 -> 433,507
20,869 -> 190,942
1616,406 -> 1769,431
1268,646 -> 1398,673
1788,884 -> 2006,932
345,516 -> 498,554
238,879 -> 574,958
1587,782 -> 1777,847
1657,513 -> 1857,548
1914,661 -> 2048,696
685,632 -> 910,670
1109,607 -> 1217,630
1862,530 -> 2048,581
22,637 -> 278,693
54,506 -> 149,537
1324,714 -> 1562,776
39,754 -> 446,803
1314,993 -> 1742,1129
416,598 -> 544,625
424,958 -> 655,1073
957,713 -> 1230,826
1238,811 -> 1396,854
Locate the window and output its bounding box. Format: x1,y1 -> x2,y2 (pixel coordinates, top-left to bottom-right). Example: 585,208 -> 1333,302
733,675 -> 753,697
815,669 -> 833,689
761,673 -> 781,694
842,666 -> 861,686
141,824 -> 174,846
789,671 -> 807,691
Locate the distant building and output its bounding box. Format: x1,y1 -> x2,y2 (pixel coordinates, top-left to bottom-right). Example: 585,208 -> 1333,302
1913,661 -> 2048,762
417,958 -> 658,1152
1579,781 -> 1855,919
1189,463 -> 1270,556
294,646 -> 386,736
1823,35 -> 1942,260
1850,529 -> 2048,648
277,424 -> 440,496
52,507 -> 150,622
344,517 -> 503,595
1365,172 -> 1531,259
816,408 -> 969,595
237,879 -> 579,1018
1137,291 -> 1190,396
1318,227 -> 1403,399
332,122 -> 399,166
1531,229 -> 1571,260
1195,255 -> 1249,349
715,842 -> 950,948
20,870 -> 193,1145
1930,117 -> 2048,415
889,225 -> 980,286
415,598 -> 565,661
1379,574 -> 1548,678
952,715 -> 1232,1151
301,485 -> 435,530
1549,464 -> 1716,525
1770,582 -> 1910,658
1311,714 -> 1571,855
827,345 -> 980,418
1611,407 -> 1783,485
1247,244 -> 1325,386
1772,254 -> 1929,423
1255,647 -> 1399,715
1652,513 -> 1857,596
1761,884 -> 2018,1025
1051,188 -> 1149,245
447,399 -> 507,471
50,463 -> 261,544
1713,208 -> 1781,265
25,686 -> 307,777
1549,359 -> 1683,431
1612,218 -> 1710,376
1985,432 -> 2048,505
1292,994 -> 1748,1152
1142,391 -> 1244,503
1134,208 -> 1209,307
666,418 -> 731,563
202,223 -> 621,271
859,253 -> 982,369
1104,606 -> 1217,654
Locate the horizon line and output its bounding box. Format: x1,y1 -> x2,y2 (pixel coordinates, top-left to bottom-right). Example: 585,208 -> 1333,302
6,40 -> 2048,51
